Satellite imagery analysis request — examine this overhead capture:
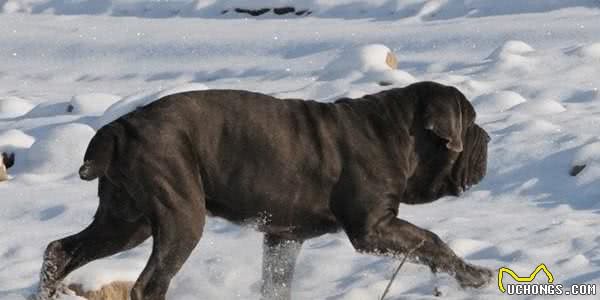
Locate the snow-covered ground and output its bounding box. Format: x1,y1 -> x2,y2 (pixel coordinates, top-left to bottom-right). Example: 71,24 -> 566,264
1,1 -> 600,299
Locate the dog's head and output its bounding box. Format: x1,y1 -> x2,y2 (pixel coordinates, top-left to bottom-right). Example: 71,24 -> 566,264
402,82 -> 489,204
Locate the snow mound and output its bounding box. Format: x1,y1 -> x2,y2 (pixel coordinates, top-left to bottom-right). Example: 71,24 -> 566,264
21,123 -> 95,176
487,40 -> 535,60
319,44 -> 414,85
25,101 -> 70,118
1,1 -> 23,13
472,91 -> 527,113
320,44 -> 396,80
559,254 -> 590,270
486,40 -> 536,74
98,83 -> 208,127
68,93 -> 121,116
570,142 -> 600,184
414,0 -> 445,19
510,99 -> 566,115
571,142 -> 600,168
0,129 -> 35,151
0,96 -> 34,118
574,43 -> 600,59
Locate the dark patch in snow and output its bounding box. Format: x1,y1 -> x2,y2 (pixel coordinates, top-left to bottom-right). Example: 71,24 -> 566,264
570,164 -> 586,176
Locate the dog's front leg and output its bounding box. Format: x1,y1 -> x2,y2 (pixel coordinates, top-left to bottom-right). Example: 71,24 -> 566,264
341,211 -> 492,289
261,234 -> 304,300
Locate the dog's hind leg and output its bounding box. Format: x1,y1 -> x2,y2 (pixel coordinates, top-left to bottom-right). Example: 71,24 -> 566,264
261,234 -> 304,300
130,190 -> 205,300
38,208 -> 151,299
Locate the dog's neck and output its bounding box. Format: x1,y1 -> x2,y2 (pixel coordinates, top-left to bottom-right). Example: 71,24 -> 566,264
345,88 -> 418,136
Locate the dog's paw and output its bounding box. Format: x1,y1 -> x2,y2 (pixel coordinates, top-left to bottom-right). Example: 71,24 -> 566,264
31,283 -> 69,300
455,263 -> 493,289
37,242 -> 72,300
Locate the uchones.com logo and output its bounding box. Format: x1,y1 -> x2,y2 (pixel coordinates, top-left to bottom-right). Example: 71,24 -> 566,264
498,264 -> 597,296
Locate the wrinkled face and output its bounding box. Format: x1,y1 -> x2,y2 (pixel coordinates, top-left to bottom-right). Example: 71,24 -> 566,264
403,123 -> 489,204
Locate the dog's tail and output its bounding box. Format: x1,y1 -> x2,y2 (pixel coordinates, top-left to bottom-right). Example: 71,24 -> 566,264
79,161 -> 101,181
79,125 -> 118,181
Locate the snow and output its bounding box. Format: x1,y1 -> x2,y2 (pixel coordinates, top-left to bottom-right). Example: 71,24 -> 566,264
0,96 -> 34,118
472,91 -> 527,113
571,142 -> 600,186
320,44 -> 396,80
510,99 -> 566,115
24,101 -> 72,119
484,40 -> 538,75
574,42 -> 600,59
18,123 -> 95,179
0,129 -> 35,151
318,44 -> 416,89
64,260 -> 144,292
68,93 -> 121,116
486,40 -> 536,60
1,1 -> 600,300
572,142 -> 600,169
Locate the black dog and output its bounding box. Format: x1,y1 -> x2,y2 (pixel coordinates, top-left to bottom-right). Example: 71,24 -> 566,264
37,81 -> 492,300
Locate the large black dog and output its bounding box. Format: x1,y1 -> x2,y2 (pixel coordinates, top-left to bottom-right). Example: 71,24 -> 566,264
37,81 -> 492,300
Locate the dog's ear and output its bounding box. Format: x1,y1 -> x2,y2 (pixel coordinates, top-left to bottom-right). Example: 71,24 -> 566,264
423,86 -> 476,153
2,152 -> 15,169
424,96 -> 463,152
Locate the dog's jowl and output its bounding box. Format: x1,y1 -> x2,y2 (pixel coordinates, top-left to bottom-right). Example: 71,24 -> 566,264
37,81 -> 492,300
